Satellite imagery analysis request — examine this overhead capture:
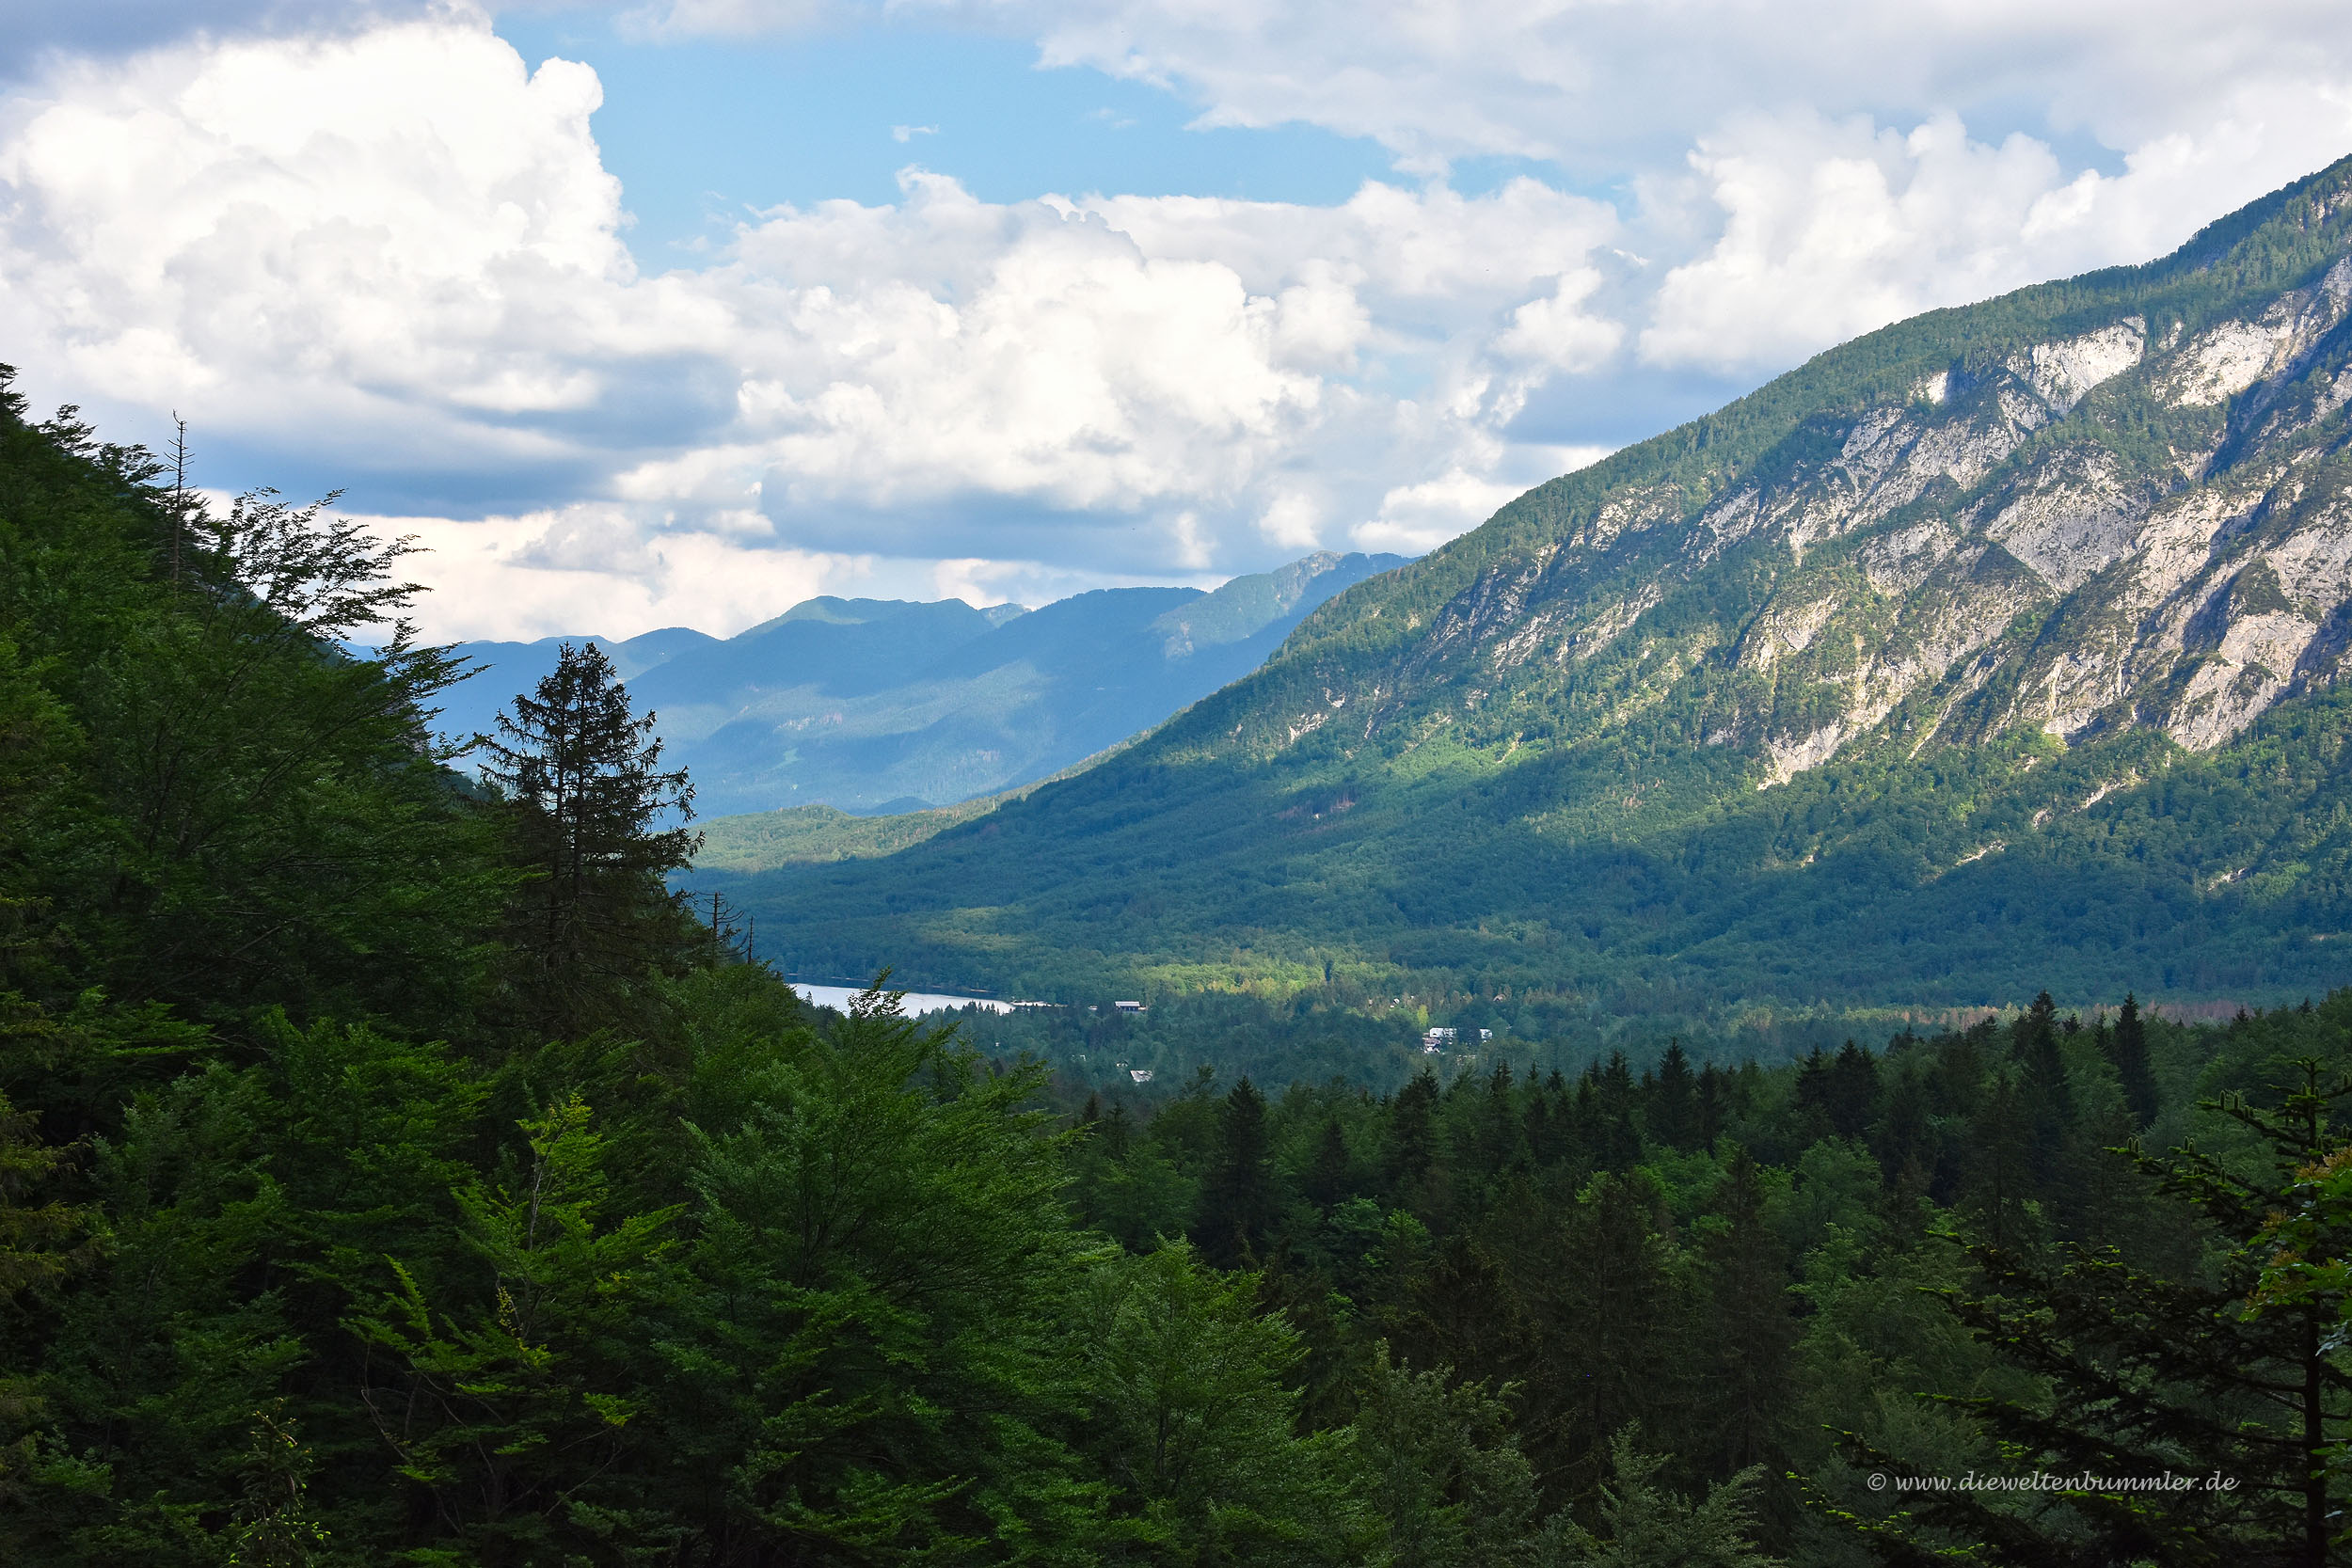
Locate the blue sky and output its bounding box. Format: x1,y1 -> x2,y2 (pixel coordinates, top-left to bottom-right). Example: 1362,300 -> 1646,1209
2,1 -> 2346,640
492,17 -> 1410,254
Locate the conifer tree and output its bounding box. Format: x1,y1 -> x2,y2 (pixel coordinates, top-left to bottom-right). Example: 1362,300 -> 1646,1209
1198,1077 -> 1276,1266
2106,992 -> 2161,1130
483,641 -> 699,1036
1524,1174 -> 1683,1502
0,1086 -> 92,1501
1701,1148 -> 1796,1480
1525,1080 -> 1568,1169
1308,1117 -> 1353,1211
2012,992 -> 2074,1124
1596,1054 -> 1643,1173
1649,1043 -> 1700,1152
1871,1066 -> 1938,1207
1965,1070 -> 2037,1252
1799,1043 -> 1879,1144
1348,1346 -> 1539,1568
1547,1430 -> 1783,1567
1479,1061 -> 1528,1178
1389,1074 -> 1440,1200
1695,1063 -> 1728,1149
2010,991 -> 2077,1201
1826,1041 -> 1880,1143
1832,1064 -> 2352,1567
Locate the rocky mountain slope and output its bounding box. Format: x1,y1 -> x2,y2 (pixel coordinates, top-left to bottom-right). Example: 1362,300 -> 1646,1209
700,155 -> 2352,1010
442,549 -> 1399,815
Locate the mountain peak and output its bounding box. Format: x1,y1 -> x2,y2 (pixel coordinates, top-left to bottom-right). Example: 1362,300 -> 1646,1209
1151,550 -> 1406,658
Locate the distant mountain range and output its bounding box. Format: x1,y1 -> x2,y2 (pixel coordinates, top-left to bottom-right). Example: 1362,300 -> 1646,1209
437,549 -> 1404,816
692,154 -> 2352,1012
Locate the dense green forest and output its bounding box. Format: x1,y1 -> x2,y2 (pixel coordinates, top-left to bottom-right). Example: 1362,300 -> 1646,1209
8,372 -> 2352,1565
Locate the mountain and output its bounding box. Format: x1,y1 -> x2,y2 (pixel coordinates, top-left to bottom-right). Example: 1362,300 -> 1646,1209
437,549 -> 1403,816
693,154 -> 2352,1011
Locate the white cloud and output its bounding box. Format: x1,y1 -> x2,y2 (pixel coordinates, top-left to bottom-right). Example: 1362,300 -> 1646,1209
1641,101 -> 2352,372
8,3 -> 2352,643
953,0 -> 2352,175
1257,491 -> 1322,551
0,12 -> 1635,640
373,506 -> 857,642
0,16 -> 660,470
1354,468 -> 1527,557
955,1 -> 2352,380
1495,268 -> 1620,372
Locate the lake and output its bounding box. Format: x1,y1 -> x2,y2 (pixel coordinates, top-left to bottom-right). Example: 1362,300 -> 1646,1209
791,982 -> 1020,1016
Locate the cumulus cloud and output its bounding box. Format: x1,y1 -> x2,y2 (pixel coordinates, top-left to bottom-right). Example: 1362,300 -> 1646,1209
0,11 -> 1633,638
1641,101 -> 2352,372
939,0 -> 2352,175
0,16 -> 658,479
0,0 -> 446,80
375,506 -> 854,641
8,3 -> 2352,642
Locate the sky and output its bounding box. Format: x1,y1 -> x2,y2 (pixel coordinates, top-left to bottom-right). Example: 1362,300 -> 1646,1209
3,2 -> 2349,642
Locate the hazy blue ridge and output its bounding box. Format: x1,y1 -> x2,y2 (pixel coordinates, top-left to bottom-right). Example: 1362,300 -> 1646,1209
437,549 -> 1404,816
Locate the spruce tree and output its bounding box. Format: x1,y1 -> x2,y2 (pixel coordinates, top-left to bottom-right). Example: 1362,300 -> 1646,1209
1307,1117 -> 1352,1211
1826,1041 -> 1880,1143
1478,1060 -> 1526,1178
483,641 -> 699,1036
1966,1069 -> 2038,1252
2106,992 -> 2161,1130
1649,1042 -> 1700,1152
1702,1148 -> 1797,1480
2010,991 -> 2076,1196
1597,1053 -> 1643,1172
1197,1077 -> 1275,1267
1389,1073 -> 1440,1200
1696,1063 -> 1728,1149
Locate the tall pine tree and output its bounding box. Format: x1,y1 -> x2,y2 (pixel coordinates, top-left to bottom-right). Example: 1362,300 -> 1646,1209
483,642 -> 699,1037
2106,992 -> 2161,1131
1197,1078 -> 1276,1267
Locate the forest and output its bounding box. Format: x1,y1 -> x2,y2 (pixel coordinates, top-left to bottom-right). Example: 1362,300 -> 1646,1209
6,367 -> 2352,1566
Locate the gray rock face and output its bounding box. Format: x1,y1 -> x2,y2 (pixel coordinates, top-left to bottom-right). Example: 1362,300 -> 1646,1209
1270,204 -> 2352,789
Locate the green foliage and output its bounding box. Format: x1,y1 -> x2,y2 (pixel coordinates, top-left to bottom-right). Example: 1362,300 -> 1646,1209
1830,1060 -> 2352,1565
355,1092 -> 678,1563
485,641 -> 701,1037
1543,1431 -> 1781,1568
1080,1240 -> 1359,1561
658,992 -> 1106,1562
695,792 -> 1026,874
1347,1345 -> 1540,1568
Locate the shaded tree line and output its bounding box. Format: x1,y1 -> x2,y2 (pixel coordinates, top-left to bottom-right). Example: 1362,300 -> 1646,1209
1066,994 -> 2352,1565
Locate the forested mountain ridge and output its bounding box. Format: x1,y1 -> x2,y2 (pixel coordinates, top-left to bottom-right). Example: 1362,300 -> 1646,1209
1119,153 -> 2352,776
705,154 -> 2352,1007
444,549 -> 1402,816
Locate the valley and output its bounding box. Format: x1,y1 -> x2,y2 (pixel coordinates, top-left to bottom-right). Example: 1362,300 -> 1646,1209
691,154 -> 2352,1016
